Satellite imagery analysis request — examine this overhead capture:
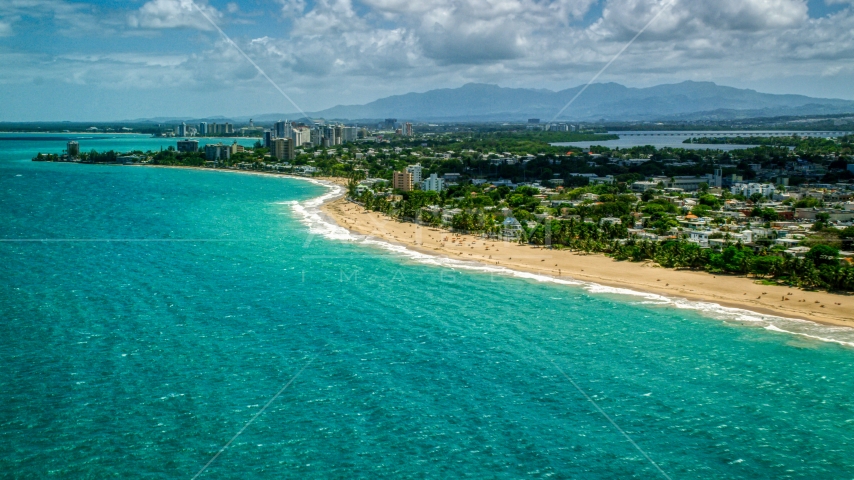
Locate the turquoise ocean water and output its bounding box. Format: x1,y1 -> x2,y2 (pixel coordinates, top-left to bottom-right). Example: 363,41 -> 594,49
1,134 -> 853,478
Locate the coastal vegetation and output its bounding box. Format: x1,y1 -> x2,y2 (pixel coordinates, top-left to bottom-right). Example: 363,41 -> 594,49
350,180 -> 854,292
685,135 -> 853,155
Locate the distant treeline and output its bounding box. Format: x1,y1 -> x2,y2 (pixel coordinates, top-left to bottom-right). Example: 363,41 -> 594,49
685,135 -> 852,153
32,149 -> 210,166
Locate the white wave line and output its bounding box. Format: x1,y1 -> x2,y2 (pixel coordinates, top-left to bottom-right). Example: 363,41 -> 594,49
287,184 -> 854,349
764,325 -> 854,348
547,0 -> 676,126
189,1 -> 309,120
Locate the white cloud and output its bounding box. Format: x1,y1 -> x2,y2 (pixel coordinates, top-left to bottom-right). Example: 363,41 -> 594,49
0,0 -> 111,36
291,0 -> 363,36
277,0 -> 307,18
196,0 -> 854,102
128,0 -> 223,31
357,0 -> 598,64
61,53 -> 190,68
4,0 -> 854,118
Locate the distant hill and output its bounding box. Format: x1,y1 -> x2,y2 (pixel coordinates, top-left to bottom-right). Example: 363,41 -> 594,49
296,81 -> 854,122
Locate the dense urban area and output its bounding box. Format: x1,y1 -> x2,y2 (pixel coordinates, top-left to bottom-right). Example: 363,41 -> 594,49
33,119 -> 854,292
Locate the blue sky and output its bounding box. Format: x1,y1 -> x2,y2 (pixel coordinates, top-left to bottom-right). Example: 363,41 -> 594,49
1,0 -> 853,121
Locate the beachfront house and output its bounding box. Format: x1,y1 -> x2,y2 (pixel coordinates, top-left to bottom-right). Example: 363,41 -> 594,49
502,217 -> 523,240
688,230 -> 712,247
442,208 -> 462,225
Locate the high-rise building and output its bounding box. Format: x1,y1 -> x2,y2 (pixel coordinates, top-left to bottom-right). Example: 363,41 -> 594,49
528,118 -> 540,124
310,128 -> 323,147
275,120 -> 289,139
323,126 -> 338,146
229,142 -> 245,155
404,123 -> 413,136
405,163 -> 423,184
67,141 -> 79,157
272,138 -> 294,162
341,126 -> 358,143
177,139 -> 199,153
204,143 -> 231,161
198,122 -> 208,135
264,130 -> 275,149
421,173 -> 445,192
393,171 -> 413,192
292,127 -> 311,147
384,118 -> 397,130
208,123 -> 230,135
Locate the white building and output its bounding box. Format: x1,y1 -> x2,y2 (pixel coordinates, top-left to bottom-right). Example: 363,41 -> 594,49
502,217 -> 523,239
341,127 -> 359,143
442,208 -> 462,224
590,175 -> 616,185
731,183 -> 777,198
295,165 -> 317,175
631,181 -> 659,192
421,173 -> 445,192
406,163 -> 423,184
291,127 -> 311,147
688,230 -> 712,247
669,175 -> 715,192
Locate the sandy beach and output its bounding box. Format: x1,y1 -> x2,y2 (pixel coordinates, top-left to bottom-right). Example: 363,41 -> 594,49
131,167 -> 852,328
319,194 -> 853,329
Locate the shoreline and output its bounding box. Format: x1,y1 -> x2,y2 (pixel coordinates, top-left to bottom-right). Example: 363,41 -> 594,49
318,196 -> 853,330
41,162 -> 854,331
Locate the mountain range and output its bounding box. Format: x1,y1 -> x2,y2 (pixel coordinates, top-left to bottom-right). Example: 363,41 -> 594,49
247,81 -> 854,123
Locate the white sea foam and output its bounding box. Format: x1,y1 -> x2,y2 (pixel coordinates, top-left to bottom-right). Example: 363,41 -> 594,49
285,179 -> 854,349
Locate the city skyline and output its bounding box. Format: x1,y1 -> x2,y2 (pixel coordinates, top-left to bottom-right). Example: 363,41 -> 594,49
1,0 -> 853,121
